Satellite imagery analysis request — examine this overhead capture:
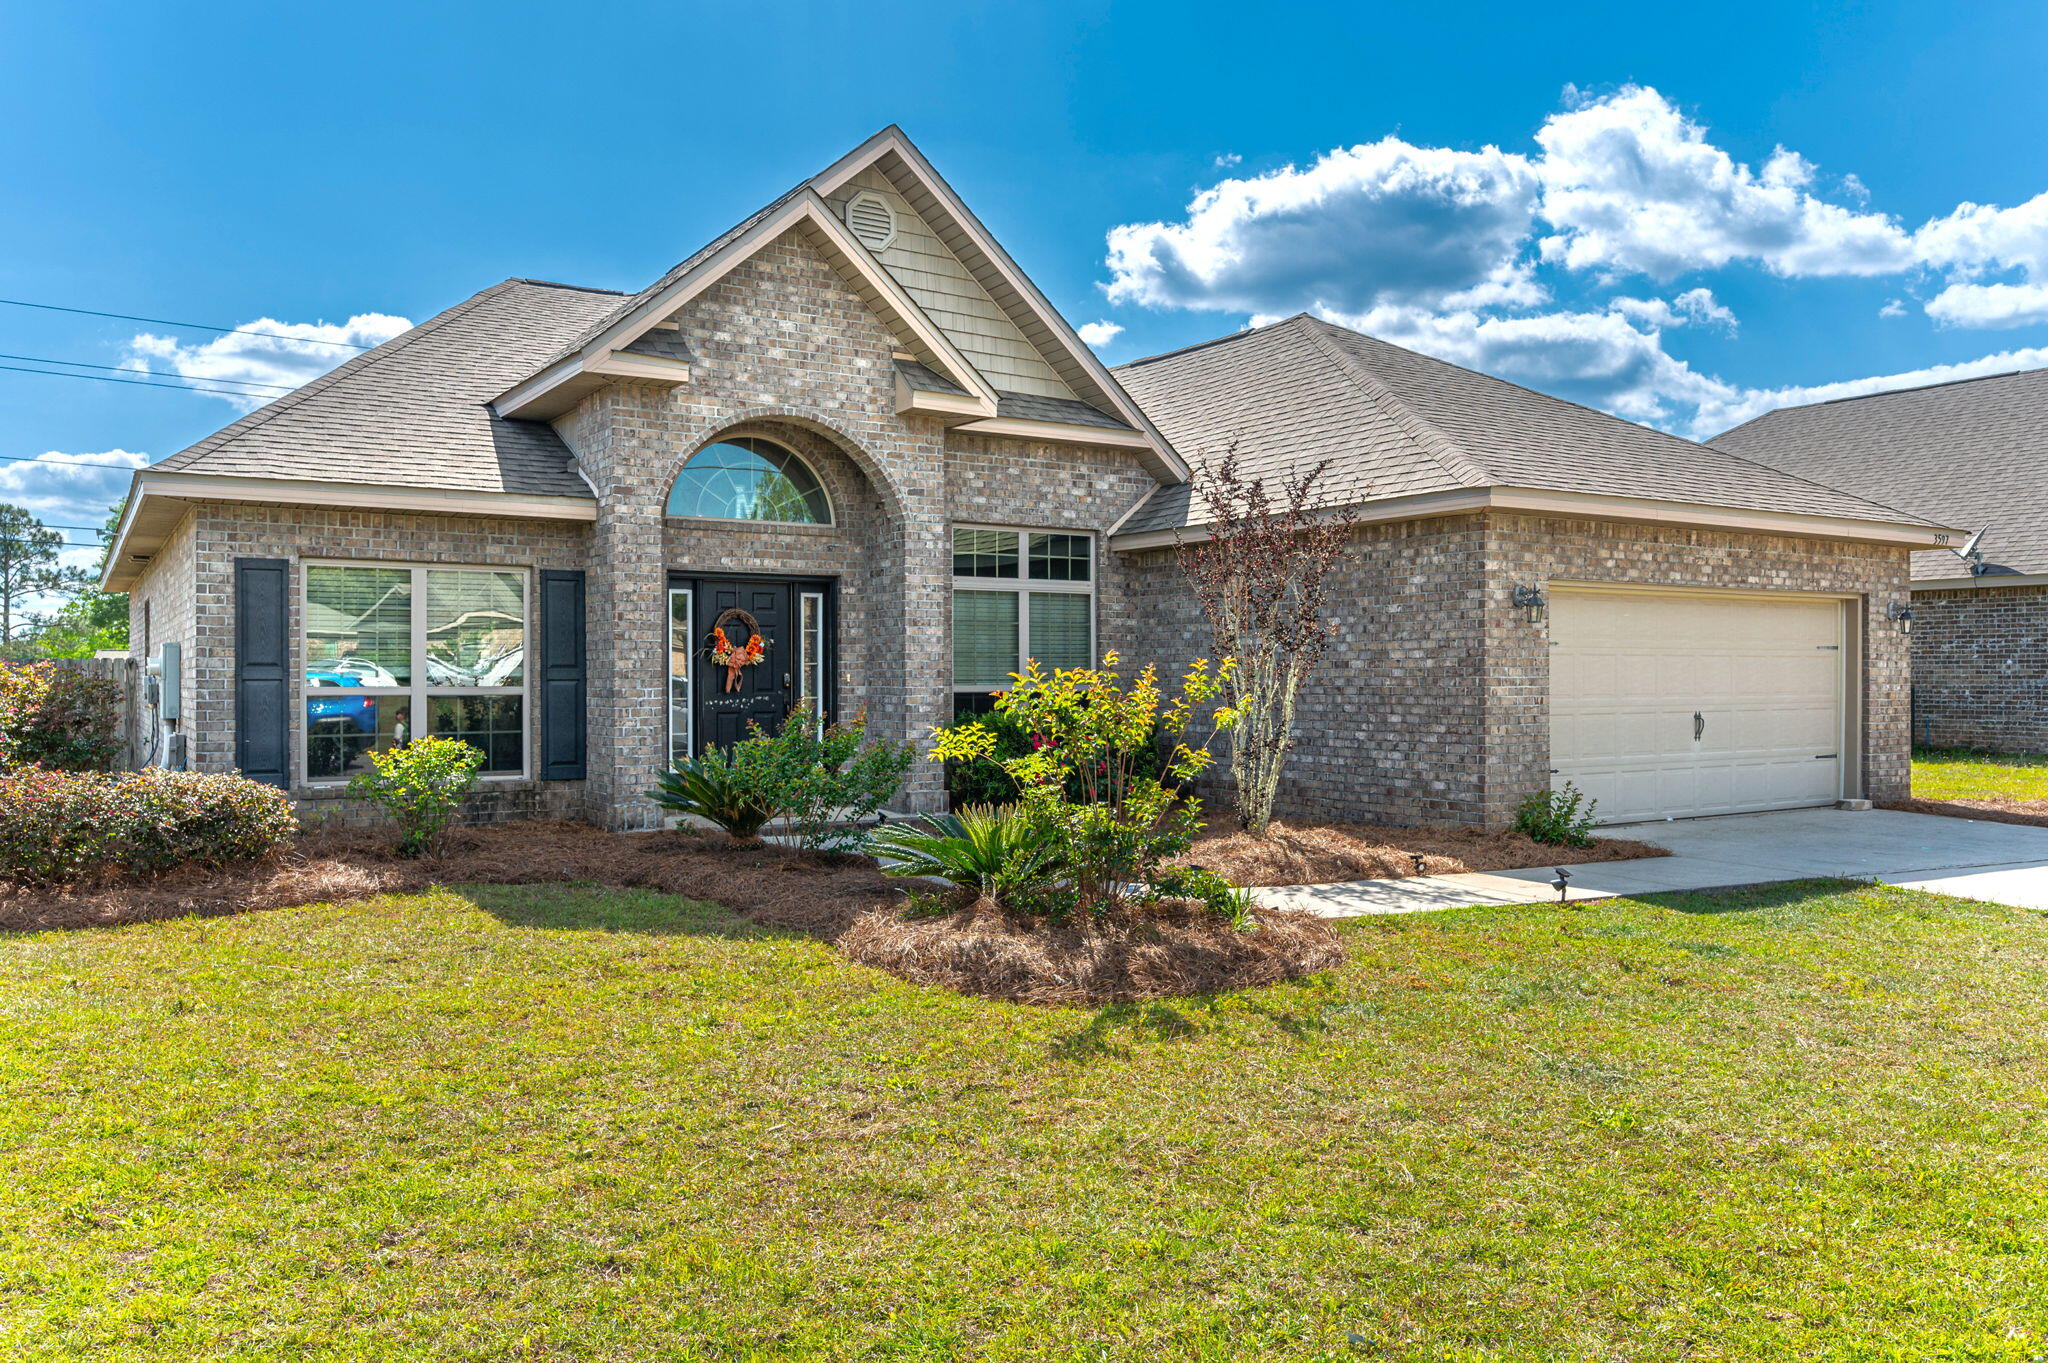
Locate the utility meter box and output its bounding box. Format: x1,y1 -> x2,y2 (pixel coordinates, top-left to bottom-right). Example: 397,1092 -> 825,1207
156,642 -> 181,723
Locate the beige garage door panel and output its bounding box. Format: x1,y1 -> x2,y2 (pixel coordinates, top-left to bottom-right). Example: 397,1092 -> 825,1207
1551,590 -> 1846,824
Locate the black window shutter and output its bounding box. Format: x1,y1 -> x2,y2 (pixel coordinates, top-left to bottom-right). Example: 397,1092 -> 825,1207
233,557 -> 291,789
538,569 -> 587,780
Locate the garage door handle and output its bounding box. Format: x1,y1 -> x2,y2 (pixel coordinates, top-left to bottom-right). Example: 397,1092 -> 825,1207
1693,711 -> 1704,741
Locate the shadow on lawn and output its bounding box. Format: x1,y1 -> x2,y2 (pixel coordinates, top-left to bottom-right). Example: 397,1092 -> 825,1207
1049,987 -> 1338,1061
1635,877 -> 1869,917
458,882 -> 795,942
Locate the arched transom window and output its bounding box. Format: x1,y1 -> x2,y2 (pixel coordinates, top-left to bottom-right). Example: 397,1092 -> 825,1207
666,436 -> 831,524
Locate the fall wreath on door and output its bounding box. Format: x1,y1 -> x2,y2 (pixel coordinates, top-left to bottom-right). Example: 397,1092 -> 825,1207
707,609 -> 769,693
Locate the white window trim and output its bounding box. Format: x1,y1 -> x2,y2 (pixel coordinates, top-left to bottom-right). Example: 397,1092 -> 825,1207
950,525 -> 1095,697
301,559 -> 532,786
667,585 -> 693,766
800,589 -> 827,737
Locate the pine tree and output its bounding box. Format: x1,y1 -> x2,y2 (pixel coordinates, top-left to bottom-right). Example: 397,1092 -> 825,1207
0,503 -> 69,646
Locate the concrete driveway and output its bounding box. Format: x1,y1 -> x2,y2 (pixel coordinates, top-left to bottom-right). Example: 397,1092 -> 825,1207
1259,806 -> 2048,917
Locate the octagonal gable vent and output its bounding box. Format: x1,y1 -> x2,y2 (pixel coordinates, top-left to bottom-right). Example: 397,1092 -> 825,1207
844,190 -> 897,252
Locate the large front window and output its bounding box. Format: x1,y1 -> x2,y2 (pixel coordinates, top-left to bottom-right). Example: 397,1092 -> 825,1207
304,563 -> 528,781
951,527 -> 1094,715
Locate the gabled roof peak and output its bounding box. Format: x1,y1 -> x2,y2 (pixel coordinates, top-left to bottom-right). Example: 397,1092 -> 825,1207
489,124 -> 1184,479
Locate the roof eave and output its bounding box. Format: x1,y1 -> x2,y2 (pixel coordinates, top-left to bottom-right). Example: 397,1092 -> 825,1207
492,189 -> 1000,421
103,471 -> 597,592
1110,486 -> 1964,553
1912,570 -> 2048,590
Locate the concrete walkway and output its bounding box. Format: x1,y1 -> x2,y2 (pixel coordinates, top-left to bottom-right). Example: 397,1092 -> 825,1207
1257,806 -> 2048,917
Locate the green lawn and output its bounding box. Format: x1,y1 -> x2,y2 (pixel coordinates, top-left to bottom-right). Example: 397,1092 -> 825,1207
1914,746 -> 2048,802
6,882 -> 2048,1360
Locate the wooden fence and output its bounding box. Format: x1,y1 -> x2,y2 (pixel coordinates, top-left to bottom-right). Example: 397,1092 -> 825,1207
50,654 -> 146,771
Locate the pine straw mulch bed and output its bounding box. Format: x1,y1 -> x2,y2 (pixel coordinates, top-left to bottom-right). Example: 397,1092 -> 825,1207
0,821 -> 1344,1008
1880,796 -> 2048,831
1183,816 -> 1670,888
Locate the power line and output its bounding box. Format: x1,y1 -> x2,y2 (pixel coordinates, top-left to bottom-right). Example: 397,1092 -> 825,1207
0,351 -> 297,393
0,297 -> 378,350
0,362 -> 293,397
0,451 -> 151,472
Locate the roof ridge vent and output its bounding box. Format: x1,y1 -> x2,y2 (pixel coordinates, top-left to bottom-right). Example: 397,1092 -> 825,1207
843,189 -> 898,252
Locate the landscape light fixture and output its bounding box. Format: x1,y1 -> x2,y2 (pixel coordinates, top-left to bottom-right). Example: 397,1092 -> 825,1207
1511,583 -> 1547,624
1887,600 -> 1914,634
1550,867 -> 1572,904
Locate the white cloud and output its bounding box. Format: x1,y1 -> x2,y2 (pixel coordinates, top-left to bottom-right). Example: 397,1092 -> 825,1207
1533,86 -> 1914,279
1910,191 -> 2048,327
1213,153 -> 1242,169
1915,191 -> 2048,278
124,313 -> 411,411
1076,320 -> 1124,347
1695,347 -> 2048,436
1314,302 -> 1737,427
1105,137 -> 1540,317
1607,287 -> 1737,331
0,450 -> 148,530
1923,281 -> 2048,329
1099,84 -> 2048,441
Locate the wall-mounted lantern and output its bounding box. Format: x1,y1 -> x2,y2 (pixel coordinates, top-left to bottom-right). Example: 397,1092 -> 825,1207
1886,600 -> 1915,634
1511,583 -> 1547,624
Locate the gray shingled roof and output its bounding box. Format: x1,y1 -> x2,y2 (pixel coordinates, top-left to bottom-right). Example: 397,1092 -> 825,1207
993,390 -> 1131,429
529,186 -> 811,374
1712,366 -> 2048,579
898,359 -> 1129,428
895,358 -> 967,395
153,279 -> 624,498
1113,314 -> 1932,536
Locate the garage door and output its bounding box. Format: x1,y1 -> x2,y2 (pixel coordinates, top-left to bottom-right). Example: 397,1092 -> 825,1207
1550,588 -> 1847,824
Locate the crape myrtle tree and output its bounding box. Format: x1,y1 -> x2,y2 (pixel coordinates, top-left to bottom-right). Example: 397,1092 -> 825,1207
1177,446 -> 1356,835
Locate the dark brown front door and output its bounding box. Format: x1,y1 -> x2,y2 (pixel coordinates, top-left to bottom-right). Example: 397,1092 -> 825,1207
693,579 -> 793,751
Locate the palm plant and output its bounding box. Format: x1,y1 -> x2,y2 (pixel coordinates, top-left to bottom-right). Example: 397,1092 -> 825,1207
866,804 -> 1060,899
648,749 -> 778,839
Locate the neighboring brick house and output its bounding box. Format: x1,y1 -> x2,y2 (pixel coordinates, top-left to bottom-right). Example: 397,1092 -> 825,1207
1715,367 -> 2048,755
103,128 -> 1956,830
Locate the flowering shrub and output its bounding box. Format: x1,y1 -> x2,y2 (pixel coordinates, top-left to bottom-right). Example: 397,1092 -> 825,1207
0,660 -> 123,773
0,768 -> 297,887
937,706 -> 1168,809
932,652 -> 1238,916
346,736 -> 485,857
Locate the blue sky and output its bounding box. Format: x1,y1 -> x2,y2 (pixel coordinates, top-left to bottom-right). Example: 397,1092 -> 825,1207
6,0 -> 2048,574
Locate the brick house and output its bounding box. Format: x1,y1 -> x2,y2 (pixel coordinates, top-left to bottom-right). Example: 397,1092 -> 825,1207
102,128 -> 1956,830
1715,367 -> 2048,755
